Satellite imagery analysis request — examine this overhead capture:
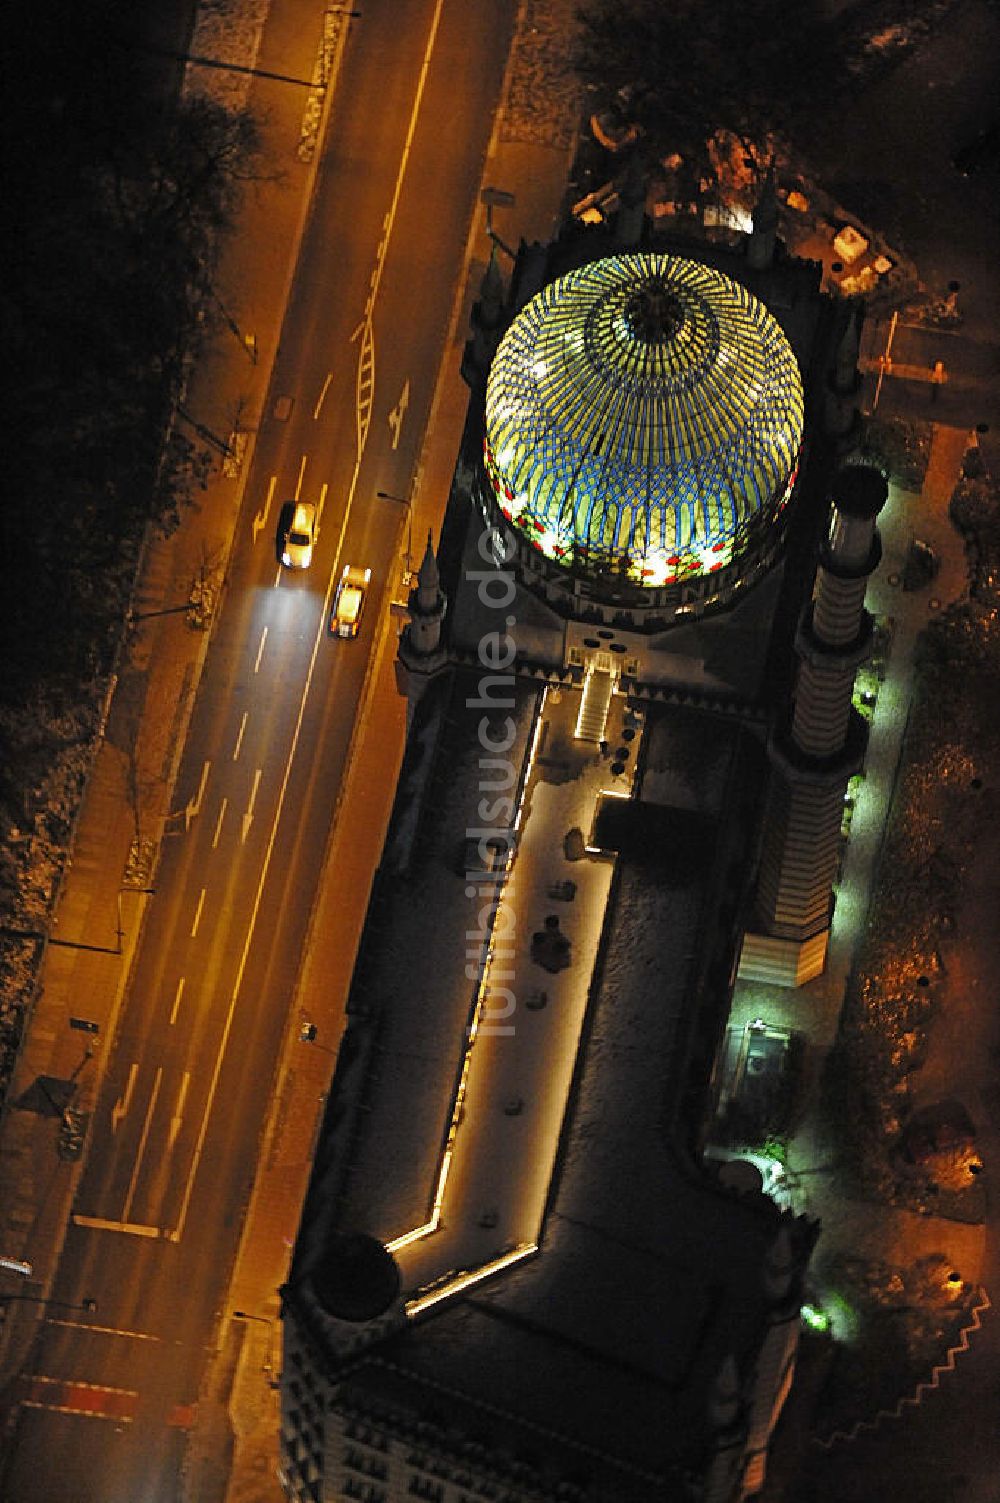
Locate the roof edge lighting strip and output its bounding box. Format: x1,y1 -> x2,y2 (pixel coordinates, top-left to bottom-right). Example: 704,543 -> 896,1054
405,1242 -> 539,1318
386,691 -> 549,1266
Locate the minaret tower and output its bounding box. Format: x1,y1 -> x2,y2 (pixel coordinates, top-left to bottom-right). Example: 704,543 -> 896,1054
396,531 -> 448,722
740,464 -> 888,986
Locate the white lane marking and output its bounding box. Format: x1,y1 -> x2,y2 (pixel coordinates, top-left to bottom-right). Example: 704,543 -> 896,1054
168,1072 -> 190,1153
317,481 -> 328,529
111,1063 -> 138,1134
45,1319 -> 161,1342
388,378 -> 410,450
313,372 -> 333,420
190,889 -> 206,938
273,563 -> 283,589
184,760 -> 211,831
252,476 -> 277,543
242,769 -> 262,845
211,797 -> 228,850
71,1216 -> 161,1239
20,1403 -> 133,1426
172,503 -> 362,1243
254,626 -> 268,673
122,1066 -> 163,1221
23,1375 -> 138,1397
373,0 -> 446,313
169,2 -> 450,1245
19,1401 -> 133,1425
169,978 -> 185,1027
232,712 -> 248,762
294,453 -> 308,499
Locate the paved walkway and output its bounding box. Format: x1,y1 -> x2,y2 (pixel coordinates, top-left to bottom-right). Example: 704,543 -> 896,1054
728,422 -> 990,1463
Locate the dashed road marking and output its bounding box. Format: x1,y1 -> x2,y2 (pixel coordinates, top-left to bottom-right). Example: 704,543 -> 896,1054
168,1072 -> 190,1153
212,797 -> 227,850
18,1374 -> 138,1424
232,712 -> 248,762
313,372 -> 333,420
45,1319 -> 161,1343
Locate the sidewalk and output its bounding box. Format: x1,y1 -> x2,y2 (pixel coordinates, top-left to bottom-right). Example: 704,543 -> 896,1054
729,422 -> 986,1359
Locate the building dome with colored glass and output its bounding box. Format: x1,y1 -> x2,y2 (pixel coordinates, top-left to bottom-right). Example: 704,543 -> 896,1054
483,251 -> 804,596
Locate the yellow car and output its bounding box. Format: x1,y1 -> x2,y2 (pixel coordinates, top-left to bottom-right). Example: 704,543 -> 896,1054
281,502 -> 318,569
330,565 -> 371,638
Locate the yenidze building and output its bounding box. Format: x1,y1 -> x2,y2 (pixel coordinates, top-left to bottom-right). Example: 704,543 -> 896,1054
279,192 -> 887,1501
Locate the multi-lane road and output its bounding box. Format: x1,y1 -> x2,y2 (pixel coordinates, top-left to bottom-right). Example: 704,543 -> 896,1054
0,0 -> 514,1496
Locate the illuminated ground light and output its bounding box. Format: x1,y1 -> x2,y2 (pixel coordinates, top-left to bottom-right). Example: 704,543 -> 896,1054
818,1289 -> 861,1342
800,1302 -> 831,1334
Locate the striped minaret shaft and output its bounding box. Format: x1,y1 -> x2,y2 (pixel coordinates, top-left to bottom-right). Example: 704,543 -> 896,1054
754,465 -> 887,964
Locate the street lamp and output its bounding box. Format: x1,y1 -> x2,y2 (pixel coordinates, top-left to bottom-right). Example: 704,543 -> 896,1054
210,290 -> 258,365
233,1309 -> 278,1383
376,490 -> 414,573
1,1292 -> 97,1314
481,186 -> 517,262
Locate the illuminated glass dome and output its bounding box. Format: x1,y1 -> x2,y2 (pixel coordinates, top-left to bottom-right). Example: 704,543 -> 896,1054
483,251 -> 804,589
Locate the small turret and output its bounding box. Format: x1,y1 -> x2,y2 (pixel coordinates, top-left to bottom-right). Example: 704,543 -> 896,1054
409,531 -> 446,655
416,531 -> 441,611
462,246 -> 507,388
397,532 -> 448,722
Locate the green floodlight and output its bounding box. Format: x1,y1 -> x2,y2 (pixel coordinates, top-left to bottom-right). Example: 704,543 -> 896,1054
800,1302 -> 830,1333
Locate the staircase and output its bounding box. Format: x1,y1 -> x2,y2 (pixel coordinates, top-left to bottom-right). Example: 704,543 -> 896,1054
575,667 -> 614,743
